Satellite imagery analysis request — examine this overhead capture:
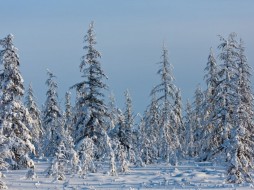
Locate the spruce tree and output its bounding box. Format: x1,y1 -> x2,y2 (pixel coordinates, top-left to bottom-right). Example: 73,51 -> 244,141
184,100 -> 194,157
0,34 -> 35,169
64,91 -> 73,134
200,48 -> 219,160
143,90 -> 160,163
25,83 -> 43,156
226,38 -> 254,183
123,90 -> 134,151
72,21 -> 109,158
42,70 -> 62,157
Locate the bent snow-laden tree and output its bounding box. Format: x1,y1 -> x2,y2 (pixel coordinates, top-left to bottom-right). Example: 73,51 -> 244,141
72,22 -> 110,159
0,34 -> 35,169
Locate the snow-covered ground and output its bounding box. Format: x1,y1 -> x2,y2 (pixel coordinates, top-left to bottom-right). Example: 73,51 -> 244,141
2,159 -> 253,190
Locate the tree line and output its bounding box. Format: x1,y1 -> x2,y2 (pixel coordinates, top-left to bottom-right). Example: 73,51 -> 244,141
0,22 -> 253,187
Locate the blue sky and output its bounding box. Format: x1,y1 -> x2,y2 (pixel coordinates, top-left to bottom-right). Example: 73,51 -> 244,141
1,0 -> 254,113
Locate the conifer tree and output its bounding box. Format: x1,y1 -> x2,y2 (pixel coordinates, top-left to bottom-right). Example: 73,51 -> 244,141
25,83 -> 43,156
0,34 -> 35,169
200,48 -> 219,159
151,45 -> 178,164
122,90 -> 134,152
72,21 -> 109,158
184,100 -> 194,157
226,38 -> 254,183
64,91 -> 72,133
143,90 -> 160,163
192,85 -> 204,156
42,70 -> 62,157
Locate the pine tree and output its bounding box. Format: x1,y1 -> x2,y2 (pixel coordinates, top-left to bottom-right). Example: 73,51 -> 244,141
72,22 -> 109,158
42,70 -> 62,157
25,83 -> 43,156
0,34 -> 35,169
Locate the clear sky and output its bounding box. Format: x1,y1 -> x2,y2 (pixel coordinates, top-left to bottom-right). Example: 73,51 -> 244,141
1,0 -> 254,114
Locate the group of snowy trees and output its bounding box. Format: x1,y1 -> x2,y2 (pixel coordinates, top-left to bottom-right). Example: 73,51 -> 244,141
186,33 -> 254,183
0,22 -> 253,186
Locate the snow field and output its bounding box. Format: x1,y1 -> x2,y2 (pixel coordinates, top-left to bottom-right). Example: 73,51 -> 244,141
2,159 -> 254,190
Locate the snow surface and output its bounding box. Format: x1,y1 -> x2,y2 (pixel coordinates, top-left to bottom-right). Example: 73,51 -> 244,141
2,158 -> 254,190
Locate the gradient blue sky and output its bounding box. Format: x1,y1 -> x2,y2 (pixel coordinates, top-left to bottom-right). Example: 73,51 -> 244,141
1,0 -> 254,113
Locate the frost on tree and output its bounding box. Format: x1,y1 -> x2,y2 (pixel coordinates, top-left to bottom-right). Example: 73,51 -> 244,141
0,34 -> 35,169
46,141 -> 67,181
192,85 -> 204,157
183,100 -> 194,157
64,91 -> 73,134
143,90 -> 160,163
226,38 -> 254,184
194,33 -> 254,183
122,90 -> 134,153
72,21 -> 110,158
75,137 -> 96,175
199,48 -> 219,160
42,70 -> 63,157
25,83 -> 43,156
151,45 -> 179,164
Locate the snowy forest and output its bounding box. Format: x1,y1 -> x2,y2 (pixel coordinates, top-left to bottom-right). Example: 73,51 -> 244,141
0,22 -> 253,189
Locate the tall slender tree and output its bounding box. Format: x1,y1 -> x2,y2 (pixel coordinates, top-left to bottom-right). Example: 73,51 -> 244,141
25,83 -> 43,156
226,38 -> 254,183
200,48 -> 219,159
42,70 -> 62,157
151,45 -> 179,164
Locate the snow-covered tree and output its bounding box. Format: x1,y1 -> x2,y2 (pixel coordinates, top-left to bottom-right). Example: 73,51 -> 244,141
226,38 -> 254,183
199,48 -> 219,159
118,145 -> 129,173
64,91 -> 73,134
0,34 -> 35,169
227,87 -> 253,183
143,90 -> 160,163
192,85 -> 204,156
42,70 -> 62,157
107,92 -> 119,131
171,88 -> 183,157
25,83 -> 43,156
76,137 -> 96,175
72,22 -> 109,158
122,90 -> 134,152
46,141 -> 67,181
151,45 -> 179,164
183,100 -> 194,157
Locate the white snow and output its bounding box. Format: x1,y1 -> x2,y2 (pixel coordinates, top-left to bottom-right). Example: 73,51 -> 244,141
2,158 -> 253,190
